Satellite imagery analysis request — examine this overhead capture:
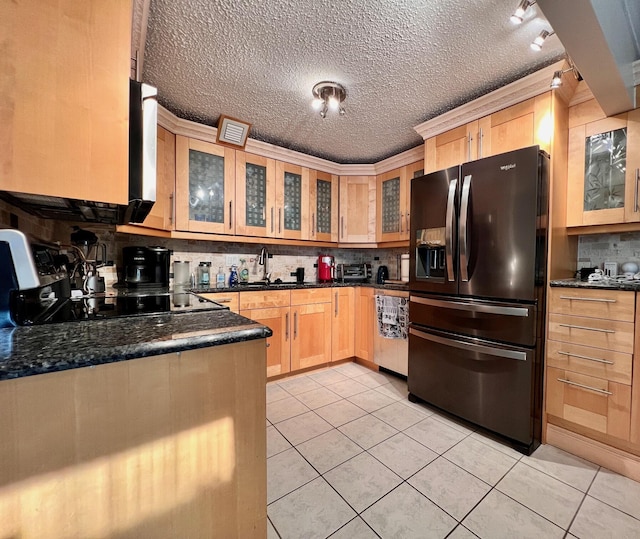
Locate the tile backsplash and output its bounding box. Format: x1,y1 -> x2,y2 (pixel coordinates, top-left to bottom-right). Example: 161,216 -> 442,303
577,232 -> 640,274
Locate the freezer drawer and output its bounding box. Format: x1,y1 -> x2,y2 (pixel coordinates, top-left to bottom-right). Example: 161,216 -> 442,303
408,326 -> 539,451
410,294 -> 537,347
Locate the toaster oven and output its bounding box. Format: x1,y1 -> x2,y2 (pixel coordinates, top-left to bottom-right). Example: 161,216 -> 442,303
335,263 -> 372,283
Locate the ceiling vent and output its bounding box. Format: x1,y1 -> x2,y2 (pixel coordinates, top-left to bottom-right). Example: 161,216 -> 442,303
216,115 -> 251,149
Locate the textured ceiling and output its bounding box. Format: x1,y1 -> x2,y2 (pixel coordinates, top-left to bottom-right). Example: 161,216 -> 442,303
143,0 -> 564,164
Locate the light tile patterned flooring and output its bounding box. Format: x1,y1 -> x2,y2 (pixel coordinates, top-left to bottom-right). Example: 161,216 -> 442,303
266,362 -> 640,539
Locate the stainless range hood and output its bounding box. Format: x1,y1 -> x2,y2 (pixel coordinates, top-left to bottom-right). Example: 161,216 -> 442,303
0,80 -> 158,225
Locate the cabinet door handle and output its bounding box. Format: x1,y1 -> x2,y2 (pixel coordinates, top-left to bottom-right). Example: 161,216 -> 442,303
558,323 -> 615,334
279,208 -> 282,233
217,298 -> 232,303
293,311 -> 298,339
557,378 -> 612,395
341,216 -> 344,239
263,205 -> 266,222
557,350 -> 614,365
478,127 -> 483,158
335,291 -> 339,316
285,312 -> 289,340
559,295 -> 616,303
467,133 -> 472,162
635,168 -> 640,212
271,207 -> 274,233
169,192 -> 174,225
399,212 -> 403,233
312,212 -> 315,236
229,201 -> 233,229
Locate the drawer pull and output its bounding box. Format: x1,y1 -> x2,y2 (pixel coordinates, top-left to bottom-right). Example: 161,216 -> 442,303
217,298 -> 232,303
557,351 -> 614,365
559,295 -> 616,303
558,323 -> 615,334
557,378 -> 612,395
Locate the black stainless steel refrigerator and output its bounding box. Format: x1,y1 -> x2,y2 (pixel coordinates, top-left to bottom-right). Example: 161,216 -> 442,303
408,146 -> 549,455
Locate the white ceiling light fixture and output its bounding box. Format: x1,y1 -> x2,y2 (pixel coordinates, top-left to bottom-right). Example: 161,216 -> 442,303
311,81 -> 346,119
530,29 -> 555,51
550,58 -> 580,89
510,0 -> 536,24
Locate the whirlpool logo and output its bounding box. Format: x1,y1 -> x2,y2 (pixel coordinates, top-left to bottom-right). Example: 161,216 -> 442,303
500,163 -> 517,171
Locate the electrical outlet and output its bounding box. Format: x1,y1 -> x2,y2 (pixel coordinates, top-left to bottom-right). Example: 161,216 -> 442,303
604,262 -> 617,277
225,255 -> 239,267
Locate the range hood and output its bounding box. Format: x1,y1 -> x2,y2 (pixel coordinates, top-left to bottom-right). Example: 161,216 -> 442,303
0,80 -> 157,225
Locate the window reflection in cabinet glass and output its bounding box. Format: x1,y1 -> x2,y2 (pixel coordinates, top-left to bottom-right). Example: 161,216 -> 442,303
382,177 -> 400,233
246,163 -> 267,227
316,179 -> 332,234
284,172 -> 302,231
584,128 -> 627,211
188,150 -> 225,222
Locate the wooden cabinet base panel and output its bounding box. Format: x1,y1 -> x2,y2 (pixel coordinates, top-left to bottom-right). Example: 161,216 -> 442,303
546,424 -> 640,482
267,358 -> 356,382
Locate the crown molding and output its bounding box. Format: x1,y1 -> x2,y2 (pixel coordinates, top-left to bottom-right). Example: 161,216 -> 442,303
374,146 -> 424,175
413,60 -> 565,141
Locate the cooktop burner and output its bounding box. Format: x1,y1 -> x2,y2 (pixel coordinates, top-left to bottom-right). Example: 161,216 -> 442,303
11,288 -> 227,326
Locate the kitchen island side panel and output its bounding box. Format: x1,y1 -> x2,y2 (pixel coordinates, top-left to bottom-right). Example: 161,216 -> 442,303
0,340 -> 267,539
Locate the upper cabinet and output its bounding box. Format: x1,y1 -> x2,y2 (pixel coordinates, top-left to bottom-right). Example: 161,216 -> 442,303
275,162 -> 310,240
339,176 -> 376,243
566,105 -> 640,227
175,136 -> 236,234
310,171 -> 339,242
235,151 -> 276,237
1,0 -> 131,203
424,94 -> 553,173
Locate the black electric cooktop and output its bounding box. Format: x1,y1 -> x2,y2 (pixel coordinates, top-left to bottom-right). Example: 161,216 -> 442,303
11,288 -> 227,326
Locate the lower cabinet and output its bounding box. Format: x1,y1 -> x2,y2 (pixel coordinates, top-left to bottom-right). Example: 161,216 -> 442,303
290,289 -> 332,371
355,287 -> 374,361
198,292 -> 239,313
332,287 -> 355,361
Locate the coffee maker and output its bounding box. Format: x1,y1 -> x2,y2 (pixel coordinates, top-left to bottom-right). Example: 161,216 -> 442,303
123,246 -> 170,288
317,254 -> 335,282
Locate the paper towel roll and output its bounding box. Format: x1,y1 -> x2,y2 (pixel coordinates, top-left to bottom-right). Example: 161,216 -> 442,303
400,253 -> 410,282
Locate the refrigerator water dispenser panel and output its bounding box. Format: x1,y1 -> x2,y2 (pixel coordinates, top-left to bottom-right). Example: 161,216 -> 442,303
415,227 -> 447,280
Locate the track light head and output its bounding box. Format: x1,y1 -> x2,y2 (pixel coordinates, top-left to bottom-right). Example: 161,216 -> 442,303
530,29 -> 554,51
311,81 -> 347,118
510,0 -> 535,24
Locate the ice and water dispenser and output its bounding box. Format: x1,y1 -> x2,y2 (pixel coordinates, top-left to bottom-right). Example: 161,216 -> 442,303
415,227 -> 448,280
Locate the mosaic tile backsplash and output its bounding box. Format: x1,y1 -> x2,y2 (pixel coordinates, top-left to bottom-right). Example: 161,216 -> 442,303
577,232 -> 640,274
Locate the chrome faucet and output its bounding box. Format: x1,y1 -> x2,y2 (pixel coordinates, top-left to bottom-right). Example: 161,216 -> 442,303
258,246 -> 271,283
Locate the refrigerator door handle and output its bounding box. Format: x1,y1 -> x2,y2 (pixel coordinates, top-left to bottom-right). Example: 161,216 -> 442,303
445,178 -> 458,282
409,327 -> 527,361
459,174 -> 472,282
410,296 -> 530,317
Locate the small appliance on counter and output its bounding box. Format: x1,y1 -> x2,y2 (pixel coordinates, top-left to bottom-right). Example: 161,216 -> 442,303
123,246 -> 170,288
335,263 -> 372,283
318,254 -> 335,282
376,265 -> 389,284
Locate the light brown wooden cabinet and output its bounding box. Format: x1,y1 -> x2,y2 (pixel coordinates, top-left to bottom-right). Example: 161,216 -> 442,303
175,136 -> 236,234
275,162 -> 310,240
331,287 -> 355,361
355,287 -> 375,361
339,176 -> 376,243
425,120 -> 479,173
290,289 -> 332,370
0,0 -> 131,204
566,105 -> 640,227
235,151 -> 276,237
310,171 -> 339,242
546,288 -> 635,445
197,292 -> 240,313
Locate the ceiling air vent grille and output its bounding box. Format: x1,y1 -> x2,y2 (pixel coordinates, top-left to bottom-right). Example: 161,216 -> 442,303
216,115 -> 251,149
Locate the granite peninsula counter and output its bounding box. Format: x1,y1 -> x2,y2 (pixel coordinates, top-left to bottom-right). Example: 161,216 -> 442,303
0,307 -> 270,538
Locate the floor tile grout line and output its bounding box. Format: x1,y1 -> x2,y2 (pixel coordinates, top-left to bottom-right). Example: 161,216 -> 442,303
326,515 -> 382,539
267,515 -> 283,539
517,457 -> 598,494
579,465 -> 640,524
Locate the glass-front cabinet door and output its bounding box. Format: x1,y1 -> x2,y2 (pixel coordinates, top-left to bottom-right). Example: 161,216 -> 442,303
236,151 -> 276,237
175,136 -> 235,234
567,109 -> 640,226
376,167 -> 408,242
309,170 -> 338,241
275,162 -> 310,240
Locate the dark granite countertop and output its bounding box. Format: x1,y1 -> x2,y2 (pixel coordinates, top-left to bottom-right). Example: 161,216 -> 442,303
191,281 -> 410,293
550,278 -> 640,291
0,310 -> 272,381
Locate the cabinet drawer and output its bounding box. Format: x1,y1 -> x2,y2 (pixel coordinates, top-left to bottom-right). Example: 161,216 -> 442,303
546,367 -> 631,441
291,288 -> 332,305
546,340 -> 632,384
239,290 -> 290,309
548,288 -> 634,321
196,292 -> 239,313
547,313 -> 634,354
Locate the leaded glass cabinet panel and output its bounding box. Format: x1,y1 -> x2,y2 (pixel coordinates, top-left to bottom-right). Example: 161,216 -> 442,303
235,152 -> 276,237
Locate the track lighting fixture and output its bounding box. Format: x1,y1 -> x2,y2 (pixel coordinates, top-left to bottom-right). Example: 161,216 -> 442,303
311,81 -> 346,118
530,30 -> 554,51
550,59 -> 580,89
510,0 -> 536,24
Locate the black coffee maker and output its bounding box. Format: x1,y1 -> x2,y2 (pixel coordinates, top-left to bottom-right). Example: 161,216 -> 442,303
123,246 -> 170,288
